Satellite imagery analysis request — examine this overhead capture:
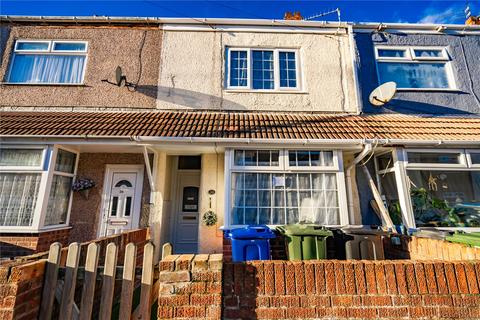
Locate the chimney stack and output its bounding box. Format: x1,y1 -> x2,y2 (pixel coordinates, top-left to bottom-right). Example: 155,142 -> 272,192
466,15 -> 480,25
284,11 -> 303,20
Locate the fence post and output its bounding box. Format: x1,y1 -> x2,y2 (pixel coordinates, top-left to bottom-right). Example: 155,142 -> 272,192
39,242 -> 62,320
79,243 -> 100,320
59,242 -> 81,320
119,243 -> 137,320
162,243 -> 172,260
99,242 -> 118,320
138,242 -> 155,319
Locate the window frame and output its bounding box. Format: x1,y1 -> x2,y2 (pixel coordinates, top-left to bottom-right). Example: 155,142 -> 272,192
375,147 -> 480,231
224,148 -> 349,228
0,145 -> 47,171
225,47 -> 302,92
7,39 -> 89,85
0,145 -> 79,232
374,45 -> 456,90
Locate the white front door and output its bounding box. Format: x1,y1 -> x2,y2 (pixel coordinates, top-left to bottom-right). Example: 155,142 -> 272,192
99,165 -> 144,237
173,172 -> 200,253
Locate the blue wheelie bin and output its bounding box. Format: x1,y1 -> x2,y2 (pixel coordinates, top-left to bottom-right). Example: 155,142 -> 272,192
227,225 -> 276,262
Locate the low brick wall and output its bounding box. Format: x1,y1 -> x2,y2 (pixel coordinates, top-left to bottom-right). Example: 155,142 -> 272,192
0,228 -> 149,320
0,228 -> 71,259
224,259 -> 480,319
158,254 -> 223,319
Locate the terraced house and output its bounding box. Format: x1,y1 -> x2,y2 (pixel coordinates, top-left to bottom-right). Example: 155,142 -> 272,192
0,15 -> 480,263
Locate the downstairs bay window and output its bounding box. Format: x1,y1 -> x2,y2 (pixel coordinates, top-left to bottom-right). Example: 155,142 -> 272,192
376,148 -> 480,229
0,146 -> 78,232
226,149 -> 348,227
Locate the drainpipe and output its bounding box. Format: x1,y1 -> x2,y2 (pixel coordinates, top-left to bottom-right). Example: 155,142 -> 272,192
345,143 -> 372,224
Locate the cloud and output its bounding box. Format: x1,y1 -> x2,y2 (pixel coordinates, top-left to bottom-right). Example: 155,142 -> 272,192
418,5 -> 465,24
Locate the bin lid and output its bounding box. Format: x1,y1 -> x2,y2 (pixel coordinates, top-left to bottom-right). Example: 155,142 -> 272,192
277,224 -> 333,236
227,225 -> 276,239
412,228 -> 452,240
341,225 -> 388,236
446,231 -> 480,247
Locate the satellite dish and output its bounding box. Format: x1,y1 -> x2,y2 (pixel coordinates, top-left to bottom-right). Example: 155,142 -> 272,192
369,81 -> 397,107
115,66 -> 126,87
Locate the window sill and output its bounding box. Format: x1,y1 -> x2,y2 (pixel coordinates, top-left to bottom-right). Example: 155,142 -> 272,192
0,226 -> 71,234
396,88 -> 463,93
224,89 -> 308,94
1,82 -> 87,87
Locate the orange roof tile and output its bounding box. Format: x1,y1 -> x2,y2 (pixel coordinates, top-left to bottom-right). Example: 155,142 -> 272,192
1,111 -> 480,141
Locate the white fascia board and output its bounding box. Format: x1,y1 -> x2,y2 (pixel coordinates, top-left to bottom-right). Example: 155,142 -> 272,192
2,135 -> 480,149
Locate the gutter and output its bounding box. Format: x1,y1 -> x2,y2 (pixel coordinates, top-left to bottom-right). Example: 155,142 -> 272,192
2,15 -> 480,32
1,135 -> 479,146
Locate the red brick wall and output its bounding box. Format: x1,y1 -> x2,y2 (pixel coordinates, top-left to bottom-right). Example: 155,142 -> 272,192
0,260 -> 46,320
0,228 -> 70,259
69,153 -> 151,243
158,254 -> 223,319
223,259 -> 480,319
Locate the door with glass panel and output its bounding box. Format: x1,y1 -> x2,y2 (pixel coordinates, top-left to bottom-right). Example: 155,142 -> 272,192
99,165 -> 143,236
173,172 -> 201,253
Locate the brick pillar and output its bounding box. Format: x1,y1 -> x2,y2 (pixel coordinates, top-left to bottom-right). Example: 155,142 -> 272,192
0,260 -> 46,320
158,254 -> 223,319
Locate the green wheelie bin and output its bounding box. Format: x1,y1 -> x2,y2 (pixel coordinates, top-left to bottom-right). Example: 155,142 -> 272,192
446,231 -> 480,247
277,224 -> 333,260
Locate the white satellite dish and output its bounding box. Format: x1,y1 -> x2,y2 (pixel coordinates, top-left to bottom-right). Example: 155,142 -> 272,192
369,81 -> 397,107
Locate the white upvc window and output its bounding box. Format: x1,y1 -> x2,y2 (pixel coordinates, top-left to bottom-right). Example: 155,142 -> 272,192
374,46 -> 455,90
226,47 -> 301,91
0,145 -> 79,232
375,148 -> 480,230
8,40 -> 88,84
225,149 -> 348,228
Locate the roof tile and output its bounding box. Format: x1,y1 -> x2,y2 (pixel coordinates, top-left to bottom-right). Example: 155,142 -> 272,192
1,111 -> 479,141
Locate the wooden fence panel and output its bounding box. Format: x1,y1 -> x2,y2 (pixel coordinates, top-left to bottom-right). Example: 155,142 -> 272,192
39,242 -> 62,320
119,243 -> 137,320
38,238 -> 155,320
99,243 -> 118,320
137,242 -> 155,320
79,243 -> 100,320
59,243 -> 81,320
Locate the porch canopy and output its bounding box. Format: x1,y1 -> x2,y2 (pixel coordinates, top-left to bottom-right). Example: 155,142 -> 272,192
1,110 -> 480,144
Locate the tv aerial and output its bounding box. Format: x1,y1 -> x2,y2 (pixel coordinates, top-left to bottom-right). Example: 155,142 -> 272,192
369,82 -> 397,107
102,66 -> 135,88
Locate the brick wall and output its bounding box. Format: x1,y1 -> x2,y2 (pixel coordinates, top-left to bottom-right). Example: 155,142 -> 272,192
0,228 -> 149,320
158,254 -> 223,319
0,228 -> 71,259
224,259 -> 480,319
69,153 -> 151,243
0,260 -> 45,320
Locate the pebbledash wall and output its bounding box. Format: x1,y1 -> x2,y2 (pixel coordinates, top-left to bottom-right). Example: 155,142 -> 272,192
159,237 -> 480,320
0,228 -> 149,320
157,28 -> 358,113
0,24 -> 162,110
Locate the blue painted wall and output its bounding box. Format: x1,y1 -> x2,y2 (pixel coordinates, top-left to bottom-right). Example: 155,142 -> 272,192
354,31 -> 480,115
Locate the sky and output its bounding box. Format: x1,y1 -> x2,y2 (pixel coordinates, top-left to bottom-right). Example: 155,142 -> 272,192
0,0 -> 479,24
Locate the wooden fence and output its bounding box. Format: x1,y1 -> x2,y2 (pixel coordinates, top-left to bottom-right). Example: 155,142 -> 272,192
38,241 -> 157,320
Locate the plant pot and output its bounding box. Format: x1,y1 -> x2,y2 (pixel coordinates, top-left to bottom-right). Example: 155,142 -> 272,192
80,189 -> 90,200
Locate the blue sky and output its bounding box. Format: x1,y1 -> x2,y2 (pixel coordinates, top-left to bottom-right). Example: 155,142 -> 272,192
1,1 -> 479,24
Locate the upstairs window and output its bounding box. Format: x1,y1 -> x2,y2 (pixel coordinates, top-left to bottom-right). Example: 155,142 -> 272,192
374,46 -> 454,89
226,48 -> 300,91
8,40 -> 88,84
